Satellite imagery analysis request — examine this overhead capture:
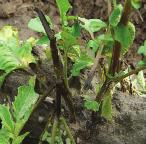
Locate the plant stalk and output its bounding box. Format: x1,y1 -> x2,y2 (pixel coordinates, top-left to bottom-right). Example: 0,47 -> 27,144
60,117 -> 76,144
95,0 -> 133,103
35,8 -> 76,121
51,117 -> 59,144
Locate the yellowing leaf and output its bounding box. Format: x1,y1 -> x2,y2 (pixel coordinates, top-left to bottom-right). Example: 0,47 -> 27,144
0,26 -> 36,87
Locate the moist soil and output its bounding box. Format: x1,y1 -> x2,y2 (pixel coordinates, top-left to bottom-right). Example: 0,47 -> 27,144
0,0 -> 146,144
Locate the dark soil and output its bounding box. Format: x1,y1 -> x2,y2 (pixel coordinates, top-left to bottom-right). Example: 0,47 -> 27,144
0,0 -> 146,144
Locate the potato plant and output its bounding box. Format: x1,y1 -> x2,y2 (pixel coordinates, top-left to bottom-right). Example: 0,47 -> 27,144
0,0 -> 145,143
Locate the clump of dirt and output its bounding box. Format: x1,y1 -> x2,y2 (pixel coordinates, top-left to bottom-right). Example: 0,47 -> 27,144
0,0 -> 59,40
74,92 -> 146,144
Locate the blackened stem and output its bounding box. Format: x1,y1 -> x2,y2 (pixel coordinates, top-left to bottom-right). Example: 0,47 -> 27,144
35,8 -> 76,121
95,0 -> 132,104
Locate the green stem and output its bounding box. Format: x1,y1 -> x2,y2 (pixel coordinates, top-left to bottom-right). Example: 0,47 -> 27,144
107,0 -> 112,16
113,0 -> 117,8
39,116 -> 53,144
95,0 -> 132,103
64,52 -> 70,91
60,117 -> 76,144
112,66 -> 146,83
51,118 -> 59,144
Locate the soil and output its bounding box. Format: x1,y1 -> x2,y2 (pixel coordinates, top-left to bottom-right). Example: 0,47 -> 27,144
74,92 -> 146,144
0,0 -> 146,144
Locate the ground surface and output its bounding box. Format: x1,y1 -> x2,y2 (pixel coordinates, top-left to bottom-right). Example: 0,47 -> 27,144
0,0 -> 146,144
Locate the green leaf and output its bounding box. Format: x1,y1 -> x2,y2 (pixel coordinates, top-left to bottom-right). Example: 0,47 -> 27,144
87,40 -> 100,53
88,34 -> 113,56
131,0 -> 141,9
101,91 -> 112,120
138,60 -> 146,66
36,35 -> 50,45
0,129 -> 11,144
79,17 -> 107,33
114,22 -> 135,54
0,26 -> 35,87
61,30 -> 78,49
13,77 -> 39,121
71,53 -> 93,76
56,0 -> 72,23
84,95 -> 100,112
0,105 -> 14,132
71,21 -> 81,37
12,132 -> 29,144
109,4 -> 123,27
28,16 -> 53,33
138,40 -> 146,56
